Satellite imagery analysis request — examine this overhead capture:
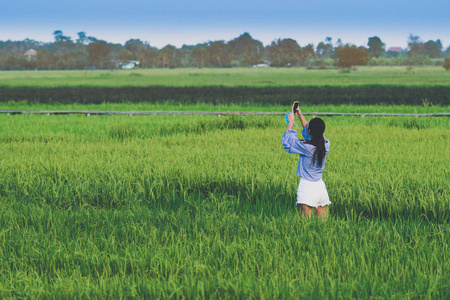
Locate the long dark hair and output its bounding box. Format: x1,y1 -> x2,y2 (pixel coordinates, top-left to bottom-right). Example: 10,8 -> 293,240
305,118 -> 326,168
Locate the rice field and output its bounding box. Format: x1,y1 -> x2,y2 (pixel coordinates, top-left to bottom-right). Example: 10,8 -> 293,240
1,66 -> 450,88
2,102 -> 450,114
1,112 -> 449,298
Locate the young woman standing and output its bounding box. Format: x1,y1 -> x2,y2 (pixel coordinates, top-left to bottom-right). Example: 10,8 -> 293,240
281,103 -> 331,220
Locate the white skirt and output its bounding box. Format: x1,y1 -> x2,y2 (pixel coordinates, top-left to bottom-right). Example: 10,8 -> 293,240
296,178 -> 331,208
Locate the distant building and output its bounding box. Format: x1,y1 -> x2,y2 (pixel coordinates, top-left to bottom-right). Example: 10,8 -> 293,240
121,60 -> 140,69
252,63 -> 269,68
24,49 -> 37,61
252,62 -> 271,68
388,47 -> 403,53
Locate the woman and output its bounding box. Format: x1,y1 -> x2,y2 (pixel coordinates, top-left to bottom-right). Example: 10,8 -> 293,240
281,104 -> 331,220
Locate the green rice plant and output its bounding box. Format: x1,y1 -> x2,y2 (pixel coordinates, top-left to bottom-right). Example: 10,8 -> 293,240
109,123 -> 138,140
1,86 -> 450,105
0,112 -> 449,298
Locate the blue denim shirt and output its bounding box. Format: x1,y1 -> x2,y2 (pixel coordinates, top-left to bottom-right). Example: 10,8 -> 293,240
281,126 -> 330,182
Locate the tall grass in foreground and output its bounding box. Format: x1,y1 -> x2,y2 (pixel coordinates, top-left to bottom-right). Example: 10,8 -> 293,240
0,114 -> 449,298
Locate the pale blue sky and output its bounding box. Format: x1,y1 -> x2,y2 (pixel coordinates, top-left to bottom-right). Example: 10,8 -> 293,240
1,0 -> 449,49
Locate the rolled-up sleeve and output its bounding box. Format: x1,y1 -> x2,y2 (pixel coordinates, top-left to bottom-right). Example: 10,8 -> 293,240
302,123 -> 311,141
281,129 -> 309,155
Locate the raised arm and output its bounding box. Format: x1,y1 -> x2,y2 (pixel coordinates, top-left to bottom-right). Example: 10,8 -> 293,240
281,129 -> 309,155
282,108 -> 309,155
294,104 -> 308,128
287,109 -> 295,130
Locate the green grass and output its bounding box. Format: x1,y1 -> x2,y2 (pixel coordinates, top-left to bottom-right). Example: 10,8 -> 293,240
1,66 -> 450,87
0,113 -> 449,298
1,101 -> 449,114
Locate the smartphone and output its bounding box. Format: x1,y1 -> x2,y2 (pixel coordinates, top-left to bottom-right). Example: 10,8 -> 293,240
293,101 -> 299,114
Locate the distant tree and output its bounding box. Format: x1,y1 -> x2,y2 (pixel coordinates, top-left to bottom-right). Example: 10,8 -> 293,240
407,34 -> 423,57
268,40 -> 282,66
445,46 -> 450,57
50,30 -> 75,56
36,49 -> 57,70
301,44 -> 315,66
367,36 -> 385,58
125,39 -> 146,60
53,30 -> 63,42
53,30 -> 71,43
4,31 -> 450,70
228,33 -> 263,66
159,45 -> 177,68
181,44 -> 196,51
141,47 -> 159,68
118,49 -> 133,62
282,38 -> 302,66
316,37 -> 333,58
2,50 -> 28,70
269,38 -> 302,67
76,32 -> 90,45
386,50 -> 401,58
73,47 -> 89,69
192,45 -> 210,68
87,36 -> 99,43
335,44 -> 370,68
101,43 -> 122,69
20,38 -> 40,51
423,40 -> 442,58
0,52 -> 5,69
209,41 -> 232,67
175,47 -> 190,67
56,53 -> 76,69
87,40 -> 110,68
443,57 -> 450,70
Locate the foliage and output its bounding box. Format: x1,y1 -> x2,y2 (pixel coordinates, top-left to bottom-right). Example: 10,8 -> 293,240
228,33 -> 263,67
87,40 -> 110,69
302,44 -> 316,66
368,36 -> 385,58
407,34 -> 443,59
191,46 -> 210,68
159,44 -> 179,68
316,37 -> 334,58
407,34 -> 423,57
410,54 -> 432,66
0,32 -> 447,70
444,57 -> 450,71
269,39 -> 303,67
335,44 -> 370,68
124,39 -> 146,59
424,40 -> 443,58
208,41 -> 233,67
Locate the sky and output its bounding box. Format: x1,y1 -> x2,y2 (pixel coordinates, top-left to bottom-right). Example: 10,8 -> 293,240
1,0 -> 449,49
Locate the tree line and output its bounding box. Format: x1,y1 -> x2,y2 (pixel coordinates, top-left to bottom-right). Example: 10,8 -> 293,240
1,31 -> 449,70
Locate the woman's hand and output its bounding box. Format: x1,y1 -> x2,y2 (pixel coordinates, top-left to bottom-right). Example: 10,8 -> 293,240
292,102 -> 308,128
292,103 -> 301,118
